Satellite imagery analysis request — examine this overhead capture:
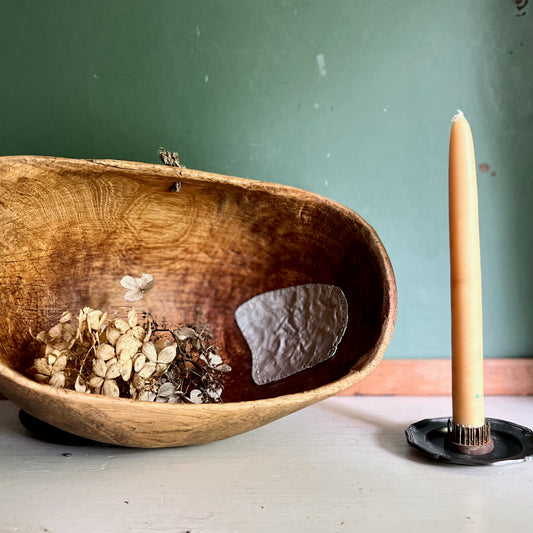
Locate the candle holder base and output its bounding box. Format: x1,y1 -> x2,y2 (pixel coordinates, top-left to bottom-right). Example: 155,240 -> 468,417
405,417 -> 533,466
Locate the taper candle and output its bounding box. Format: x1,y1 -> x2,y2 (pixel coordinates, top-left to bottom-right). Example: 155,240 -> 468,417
449,110 -> 485,429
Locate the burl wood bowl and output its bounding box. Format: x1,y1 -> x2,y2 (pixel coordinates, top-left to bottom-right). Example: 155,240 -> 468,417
0,156 -> 396,447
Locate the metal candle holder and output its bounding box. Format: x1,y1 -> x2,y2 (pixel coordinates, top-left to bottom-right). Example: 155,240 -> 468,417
406,416 -> 533,466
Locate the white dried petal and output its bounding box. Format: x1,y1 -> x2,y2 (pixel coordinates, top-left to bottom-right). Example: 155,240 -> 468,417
114,319 -> 130,334
132,373 -> 145,390
34,358 -> 52,376
132,326 -> 146,341
87,310 -> 104,331
138,361 -> 156,378
60,311 -> 73,323
62,323 -> 76,336
116,332 -> 142,360
120,358 -> 133,381
105,326 -> 121,346
133,354 -> 146,373
48,324 -> 63,339
102,380 -> 120,398
74,377 -> 87,393
49,372 -> 66,388
95,344 -> 115,361
52,354 -> 68,372
89,375 -> 104,389
207,353 -> 223,367
36,330 -> 47,343
93,358 -> 107,378
158,344 -> 177,364
142,342 -> 157,362
216,364 -> 232,373
106,362 -> 121,380
128,308 -> 138,328
175,327 -> 197,341
123,289 -> 143,302
157,382 -> 176,397
47,354 -> 57,365
188,389 -> 204,404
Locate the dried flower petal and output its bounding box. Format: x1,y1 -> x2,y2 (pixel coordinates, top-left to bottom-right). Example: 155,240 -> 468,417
89,375 -> 104,389
105,362 -> 121,380
131,373 -> 145,390
133,354 -> 146,373
157,382 -> 176,397
74,376 -> 87,393
48,324 -> 63,339
128,308 -> 138,328
34,358 -> 52,376
116,332 -> 142,360
59,311 -> 73,323
114,319 -> 130,334
138,361 -> 156,378
158,344 -> 177,364
175,327 -> 197,341
132,326 -> 146,341
52,354 -> 68,372
142,342 -> 157,362
49,372 -> 66,388
93,358 -> 107,378
121,358 -> 133,381
121,274 -> 154,302
95,344 -> 115,361
102,380 -> 120,398
87,310 -> 105,331
188,389 -> 204,404
105,326 -> 121,346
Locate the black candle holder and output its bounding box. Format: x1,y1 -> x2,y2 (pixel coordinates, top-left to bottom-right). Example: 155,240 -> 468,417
406,417 -> 533,466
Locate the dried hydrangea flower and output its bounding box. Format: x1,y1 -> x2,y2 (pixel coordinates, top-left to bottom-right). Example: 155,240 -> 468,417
32,354 -> 68,388
88,356 -> 121,397
120,273 -> 154,302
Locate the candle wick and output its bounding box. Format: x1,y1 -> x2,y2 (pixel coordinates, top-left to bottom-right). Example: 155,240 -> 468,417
452,109 -> 465,122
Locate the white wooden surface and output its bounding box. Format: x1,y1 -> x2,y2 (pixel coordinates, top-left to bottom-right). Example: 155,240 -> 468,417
1,396 -> 532,533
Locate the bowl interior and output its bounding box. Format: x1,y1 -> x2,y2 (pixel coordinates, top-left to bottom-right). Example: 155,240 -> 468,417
0,157 -> 396,403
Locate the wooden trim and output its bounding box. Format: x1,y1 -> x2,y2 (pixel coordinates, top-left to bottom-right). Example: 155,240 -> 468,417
340,358 -> 533,396
2,358 -> 531,400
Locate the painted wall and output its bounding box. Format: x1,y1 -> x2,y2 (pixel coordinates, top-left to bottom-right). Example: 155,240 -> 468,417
1,1 -> 532,359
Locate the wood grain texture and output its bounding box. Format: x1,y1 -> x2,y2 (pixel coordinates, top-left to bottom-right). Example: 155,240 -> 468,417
0,156 -> 396,447
340,358 -> 533,396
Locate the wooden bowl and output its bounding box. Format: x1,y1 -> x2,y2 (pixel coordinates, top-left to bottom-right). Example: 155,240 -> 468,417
0,156 -> 396,447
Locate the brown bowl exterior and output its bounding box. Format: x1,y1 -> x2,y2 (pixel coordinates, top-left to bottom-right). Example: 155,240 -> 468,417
0,156 -> 396,447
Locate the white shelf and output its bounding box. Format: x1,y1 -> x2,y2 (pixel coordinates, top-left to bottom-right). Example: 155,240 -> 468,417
1,396 -> 532,532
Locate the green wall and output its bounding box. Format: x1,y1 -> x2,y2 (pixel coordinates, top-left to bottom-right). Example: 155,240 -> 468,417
1,1 -> 532,359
